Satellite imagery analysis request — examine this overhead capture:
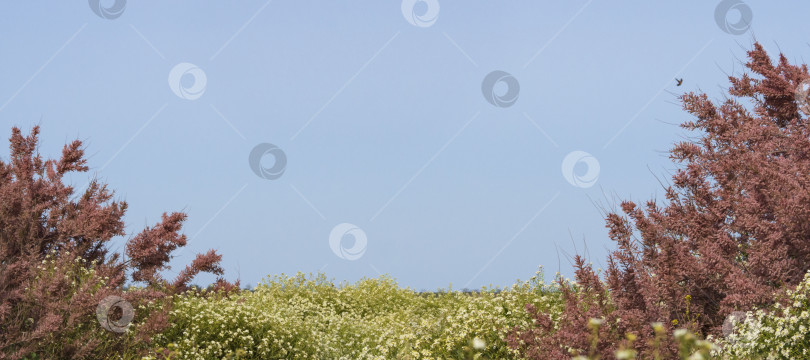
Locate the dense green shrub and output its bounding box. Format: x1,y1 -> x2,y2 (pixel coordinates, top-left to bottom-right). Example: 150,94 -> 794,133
148,269 -> 563,359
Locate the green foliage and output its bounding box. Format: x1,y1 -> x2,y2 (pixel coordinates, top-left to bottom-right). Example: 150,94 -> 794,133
148,269 -> 562,359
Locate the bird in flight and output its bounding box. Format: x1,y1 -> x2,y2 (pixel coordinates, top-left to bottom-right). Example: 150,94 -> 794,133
676,78 -> 683,86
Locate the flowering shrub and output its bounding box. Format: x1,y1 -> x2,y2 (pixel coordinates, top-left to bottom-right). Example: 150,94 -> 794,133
509,258 -> 720,359
713,271 -> 810,359
13,252 -> 174,359
12,252 -> 128,358
508,257 -> 620,358
511,42 -> 810,358
572,319 -> 718,360
149,269 -> 562,359
0,126 -> 237,359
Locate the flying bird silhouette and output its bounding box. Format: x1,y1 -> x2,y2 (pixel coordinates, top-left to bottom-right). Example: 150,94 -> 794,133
676,78 -> 683,86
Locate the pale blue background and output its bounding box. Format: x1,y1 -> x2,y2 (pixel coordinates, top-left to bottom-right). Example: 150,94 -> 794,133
0,1 -> 802,290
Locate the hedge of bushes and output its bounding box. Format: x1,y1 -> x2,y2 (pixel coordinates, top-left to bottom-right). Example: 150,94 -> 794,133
147,269 -> 562,359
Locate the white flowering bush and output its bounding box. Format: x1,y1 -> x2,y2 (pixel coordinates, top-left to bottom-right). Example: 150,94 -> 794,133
713,271 -> 810,359
147,267 -> 562,359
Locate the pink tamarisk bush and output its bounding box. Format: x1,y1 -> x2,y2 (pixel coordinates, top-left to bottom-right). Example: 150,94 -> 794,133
0,125 -> 238,359
510,42 -> 810,358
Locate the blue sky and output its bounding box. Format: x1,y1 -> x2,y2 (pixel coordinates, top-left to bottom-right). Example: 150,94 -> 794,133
0,1 -> 805,290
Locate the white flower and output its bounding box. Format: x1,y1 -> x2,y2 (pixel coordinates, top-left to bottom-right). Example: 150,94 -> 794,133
472,337 -> 485,350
